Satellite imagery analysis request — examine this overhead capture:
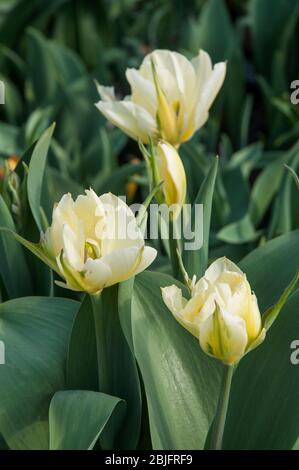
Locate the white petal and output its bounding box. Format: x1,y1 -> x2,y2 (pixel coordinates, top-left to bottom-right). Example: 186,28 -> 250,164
126,68 -> 156,114
74,189 -> 105,241
84,246 -> 142,289
161,284 -> 186,314
95,100 -> 157,143
134,246 -> 157,275
62,224 -> 85,271
199,305 -> 248,365
99,192 -> 144,254
48,193 -> 77,256
96,83 -> 116,101
195,61 -> 226,129
200,62 -> 227,109
83,257 -> 112,292
191,50 -> 213,90
54,280 -> 82,292
161,285 -> 199,338
204,257 -> 243,283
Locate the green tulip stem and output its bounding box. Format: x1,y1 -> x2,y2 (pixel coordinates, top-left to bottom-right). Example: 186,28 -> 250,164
168,218 -> 180,279
90,292 -> 110,395
210,364 -> 234,450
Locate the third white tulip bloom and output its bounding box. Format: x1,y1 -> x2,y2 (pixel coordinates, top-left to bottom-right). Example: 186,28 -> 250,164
161,257 -> 266,365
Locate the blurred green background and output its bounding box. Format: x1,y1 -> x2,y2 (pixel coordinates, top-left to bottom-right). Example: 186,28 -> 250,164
0,0 -> 299,267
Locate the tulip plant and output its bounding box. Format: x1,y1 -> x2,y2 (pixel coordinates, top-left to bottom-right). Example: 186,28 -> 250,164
0,34 -> 299,453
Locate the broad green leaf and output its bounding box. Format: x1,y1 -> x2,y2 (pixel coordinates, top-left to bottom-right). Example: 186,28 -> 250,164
224,291 -> 299,450
274,151 -> 299,235
66,295 -> 98,391
183,156 -> 218,279
0,196 -> 33,298
130,271 -> 222,450
89,285 -> 141,450
27,123 -> 55,232
0,296 -> 79,449
262,270 -> 299,330
0,227 -> 59,275
285,164 -> 299,190
49,390 -> 125,450
249,157 -> 287,225
241,230 -> 299,310
217,214 -> 261,244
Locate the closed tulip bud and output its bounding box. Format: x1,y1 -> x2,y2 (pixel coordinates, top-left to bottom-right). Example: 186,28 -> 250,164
161,257 -> 266,365
96,49 -> 226,147
37,190 -> 157,294
152,141 -> 186,220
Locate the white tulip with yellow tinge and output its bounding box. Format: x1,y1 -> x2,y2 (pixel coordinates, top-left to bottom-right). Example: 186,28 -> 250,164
96,49 -> 226,147
161,257 -> 266,365
154,141 -> 187,219
41,190 -> 157,294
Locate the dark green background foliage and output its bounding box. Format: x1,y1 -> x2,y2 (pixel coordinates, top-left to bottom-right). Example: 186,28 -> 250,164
0,0 -> 299,451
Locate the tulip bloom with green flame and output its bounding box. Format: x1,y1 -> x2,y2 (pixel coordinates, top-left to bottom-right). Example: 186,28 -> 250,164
96,49 -> 226,147
15,190 -> 157,294
162,257 -> 266,365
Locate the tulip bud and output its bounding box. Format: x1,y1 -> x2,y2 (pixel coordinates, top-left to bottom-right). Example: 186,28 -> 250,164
150,141 -> 186,220
19,189 -> 157,294
161,257 -> 266,365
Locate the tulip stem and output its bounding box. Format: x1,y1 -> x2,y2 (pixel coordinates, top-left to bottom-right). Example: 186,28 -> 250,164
168,219 -> 180,279
210,364 -> 234,450
90,293 -> 110,395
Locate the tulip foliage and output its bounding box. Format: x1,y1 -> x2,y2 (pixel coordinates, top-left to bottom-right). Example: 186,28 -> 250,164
0,0 -> 299,452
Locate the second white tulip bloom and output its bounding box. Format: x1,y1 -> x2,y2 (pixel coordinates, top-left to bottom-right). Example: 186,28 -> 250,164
41,190 -> 157,294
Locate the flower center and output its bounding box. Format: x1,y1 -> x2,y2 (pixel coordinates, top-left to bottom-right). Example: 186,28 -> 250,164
84,241 -> 100,261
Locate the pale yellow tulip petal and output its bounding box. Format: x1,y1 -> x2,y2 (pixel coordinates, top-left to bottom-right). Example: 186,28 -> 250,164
161,285 -> 186,314
134,246 -> 157,275
62,224 -> 85,271
200,62 -> 227,109
99,192 -> 144,253
191,50 -> 213,91
161,285 -> 199,337
85,246 -> 142,289
126,68 -> 156,114
96,83 -> 116,101
199,305 -> 248,365
205,256 -> 243,283
95,100 -> 157,143
74,189 -> 105,241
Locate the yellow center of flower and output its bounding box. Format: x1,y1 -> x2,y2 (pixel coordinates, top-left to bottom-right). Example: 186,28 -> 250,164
84,241 -> 100,261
